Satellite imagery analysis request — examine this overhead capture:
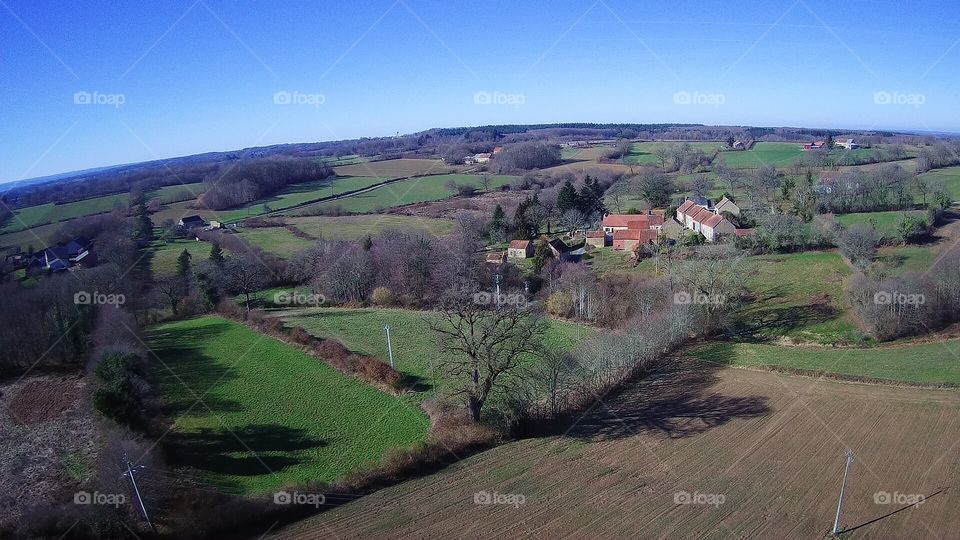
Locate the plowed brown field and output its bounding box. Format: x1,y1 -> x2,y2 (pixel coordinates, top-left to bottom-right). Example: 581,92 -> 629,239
267,361 -> 960,539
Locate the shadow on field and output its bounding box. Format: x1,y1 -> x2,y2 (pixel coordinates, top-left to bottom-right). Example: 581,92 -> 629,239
565,359 -> 769,441
164,423 -> 326,477
838,488 -> 947,535
728,285 -> 840,340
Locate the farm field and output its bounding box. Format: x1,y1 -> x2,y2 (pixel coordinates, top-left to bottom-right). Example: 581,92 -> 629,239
146,316 -> 429,494
332,158 -> 463,179
270,363 -> 960,539
624,141 -> 725,165
717,142 -> 805,169
0,221 -> 62,251
277,307 -> 591,401
875,244 -> 937,275
738,251 -> 858,344
834,210 -> 926,241
150,238 -> 220,276
235,226 -> 316,258
308,174 -> 517,214
919,165 -> 960,200
283,215 -> 455,240
692,338 -> 960,385
215,176 -> 389,222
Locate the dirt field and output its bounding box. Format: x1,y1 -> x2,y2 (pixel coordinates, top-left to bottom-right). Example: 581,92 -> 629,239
267,362 -> 960,539
0,374 -> 99,528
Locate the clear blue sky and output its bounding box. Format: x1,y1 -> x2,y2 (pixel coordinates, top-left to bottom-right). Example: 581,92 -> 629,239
2,0 -> 959,182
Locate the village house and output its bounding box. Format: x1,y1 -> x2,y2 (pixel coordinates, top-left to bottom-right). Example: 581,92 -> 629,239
507,240 -> 534,259
601,212 -> 664,234
584,231 -> 609,248
802,140 -> 826,151
35,237 -> 94,272
612,229 -> 658,251
675,199 -> 736,242
178,215 -> 206,229
714,196 -> 740,217
835,138 -> 859,150
548,238 -> 585,262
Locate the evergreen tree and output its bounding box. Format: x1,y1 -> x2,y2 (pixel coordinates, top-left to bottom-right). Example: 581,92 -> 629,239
135,201 -> 153,242
557,180 -> 577,213
532,235 -> 553,274
489,204 -> 508,242
176,249 -> 192,277
209,242 -> 225,266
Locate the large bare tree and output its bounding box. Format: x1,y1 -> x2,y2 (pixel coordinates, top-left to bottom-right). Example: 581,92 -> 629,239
430,299 -> 546,421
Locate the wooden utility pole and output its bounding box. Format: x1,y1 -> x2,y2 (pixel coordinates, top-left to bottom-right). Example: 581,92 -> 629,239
122,455 -> 157,534
831,450 -> 855,536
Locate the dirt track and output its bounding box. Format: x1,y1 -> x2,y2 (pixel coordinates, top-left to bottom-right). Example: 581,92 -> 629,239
266,362 -> 960,539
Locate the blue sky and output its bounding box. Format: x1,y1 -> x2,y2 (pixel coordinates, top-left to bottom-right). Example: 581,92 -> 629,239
1,0 -> 959,182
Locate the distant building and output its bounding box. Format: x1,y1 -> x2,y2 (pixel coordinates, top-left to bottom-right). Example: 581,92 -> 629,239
714,196 -> 740,217
548,238 -> 585,261
612,229 -> 658,251
485,251 -> 506,265
802,140 -> 827,151
601,213 -> 664,234
492,146 -> 505,154
178,215 -> 206,229
507,240 -> 534,259
675,199 -> 735,242
584,231 -> 609,248
835,138 -> 860,150
38,237 -> 94,272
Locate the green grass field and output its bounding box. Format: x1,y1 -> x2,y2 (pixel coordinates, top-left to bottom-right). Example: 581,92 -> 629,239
332,158 -> 463,179
739,251 -> 859,344
623,142 -> 725,165
235,227 -> 317,258
280,307 -> 591,399
147,316 -> 429,494
691,338 -> 960,385
919,165 -> 960,200
310,174 -> 516,213
284,215 -> 455,240
215,176 -> 389,221
717,142 -> 805,169
151,238 -> 220,276
835,210 -> 926,240
875,244 -> 937,275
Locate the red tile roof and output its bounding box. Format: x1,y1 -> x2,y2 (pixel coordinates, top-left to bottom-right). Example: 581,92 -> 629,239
613,229 -> 658,242
509,240 -> 531,249
689,207 -> 713,224
585,231 -> 607,238
702,214 -> 724,228
677,200 -> 696,214
604,213 -> 662,229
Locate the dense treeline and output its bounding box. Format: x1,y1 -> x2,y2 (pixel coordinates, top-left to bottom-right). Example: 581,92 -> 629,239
196,157 -> 332,210
490,142 -> 562,172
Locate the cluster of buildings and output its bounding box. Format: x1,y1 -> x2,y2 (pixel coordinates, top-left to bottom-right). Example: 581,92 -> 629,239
676,196 -> 742,242
463,146 -> 504,165
802,138 -> 859,151
6,236 -> 95,274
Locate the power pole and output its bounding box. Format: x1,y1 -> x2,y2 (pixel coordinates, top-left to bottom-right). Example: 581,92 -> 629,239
831,450 -> 855,536
384,325 -> 394,368
494,273 -> 502,306
122,455 -> 157,534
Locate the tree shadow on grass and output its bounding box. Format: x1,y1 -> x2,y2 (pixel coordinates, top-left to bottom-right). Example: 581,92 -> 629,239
728,285 -> 843,341
163,423 -> 326,478
562,358 -> 769,441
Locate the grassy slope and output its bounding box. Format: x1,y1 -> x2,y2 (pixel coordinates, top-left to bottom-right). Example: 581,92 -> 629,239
624,142 -> 725,165
332,159 -> 463,179
147,315 -> 429,494
151,239 -> 216,276
919,165 -> 960,200
280,307 -> 591,401
835,210 -> 926,240
311,174 -> 516,213
691,338 -> 960,385
284,215 -> 455,240
717,142 -> 804,169
235,227 -> 316,258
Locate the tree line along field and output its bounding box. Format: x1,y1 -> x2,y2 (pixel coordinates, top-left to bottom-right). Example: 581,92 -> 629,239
269,363 -> 960,539
691,338 -> 960,385
624,141 -> 726,165
146,315 -> 430,494
332,158 -> 466,179
278,307 -> 592,402
305,174 -> 518,214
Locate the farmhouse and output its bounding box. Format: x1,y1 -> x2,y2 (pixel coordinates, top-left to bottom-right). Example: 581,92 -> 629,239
714,196 -> 740,217
507,240 -> 533,259
584,231 -> 609,248
601,213 -> 664,234
675,199 -> 736,242
802,140 -> 826,151
732,139 -> 746,150
612,229 -> 658,251
548,238 -> 585,261
835,138 -> 860,150
178,215 -> 206,229
37,237 -> 94,272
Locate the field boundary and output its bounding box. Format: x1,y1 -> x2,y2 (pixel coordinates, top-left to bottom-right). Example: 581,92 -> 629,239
710,358 -> 960,390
